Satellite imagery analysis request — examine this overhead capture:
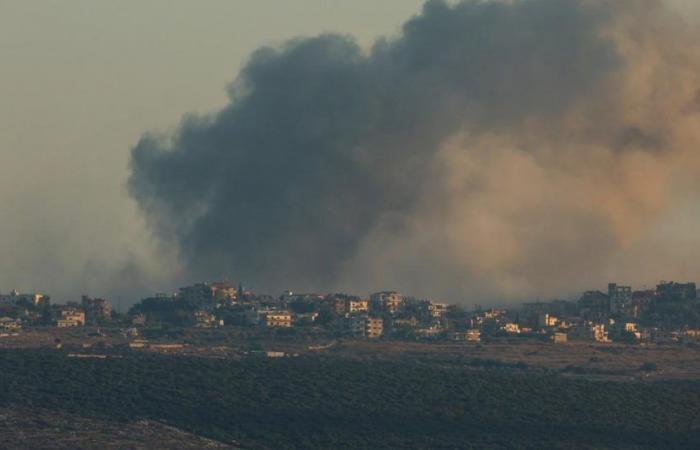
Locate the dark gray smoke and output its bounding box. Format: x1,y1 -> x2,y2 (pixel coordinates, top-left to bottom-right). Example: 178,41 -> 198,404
130,0 -> 700,301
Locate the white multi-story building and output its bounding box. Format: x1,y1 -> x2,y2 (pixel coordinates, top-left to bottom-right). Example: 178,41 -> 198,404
348,299 -> 369,313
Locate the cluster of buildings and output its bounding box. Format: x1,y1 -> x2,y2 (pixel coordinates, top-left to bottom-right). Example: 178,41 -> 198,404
129,284 -> 457,340
509,281 -> 700,344
128,279 -> 700,344
0,292 -> 112,332
2,279 -> 700,345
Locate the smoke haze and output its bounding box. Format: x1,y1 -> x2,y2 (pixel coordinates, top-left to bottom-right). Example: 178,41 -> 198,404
129,0 -> 700,303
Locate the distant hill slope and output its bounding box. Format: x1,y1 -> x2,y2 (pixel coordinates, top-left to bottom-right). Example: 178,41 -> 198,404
0,407 -> 236,449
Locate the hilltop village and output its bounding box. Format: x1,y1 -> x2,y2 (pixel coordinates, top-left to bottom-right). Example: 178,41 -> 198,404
2,280 -> 700,346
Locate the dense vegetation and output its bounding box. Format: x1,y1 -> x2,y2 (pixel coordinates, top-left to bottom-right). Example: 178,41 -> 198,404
128,297 -> 200,327
1,350 -> 699,449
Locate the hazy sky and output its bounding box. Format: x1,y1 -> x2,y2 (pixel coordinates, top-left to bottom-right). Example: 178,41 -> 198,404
0,1 -> 425,302
3,0 -> 700,305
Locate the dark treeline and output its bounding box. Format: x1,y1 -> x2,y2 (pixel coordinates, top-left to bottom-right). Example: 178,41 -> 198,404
1,350 -> 699,448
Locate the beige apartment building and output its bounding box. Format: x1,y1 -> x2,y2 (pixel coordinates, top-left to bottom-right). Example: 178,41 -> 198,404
266,311 -> 293,328
350,316 -> 383,338
58,310 -> 85,327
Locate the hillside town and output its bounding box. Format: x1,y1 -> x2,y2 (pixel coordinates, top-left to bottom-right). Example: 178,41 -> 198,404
2,280 -> 700,346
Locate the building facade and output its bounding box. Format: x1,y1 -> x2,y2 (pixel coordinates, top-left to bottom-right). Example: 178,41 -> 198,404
370,291 -> 404,314
58,309 -> 85,327
350,316 -> 383,338
265,311 -> 293,328
609,283 -> 633,315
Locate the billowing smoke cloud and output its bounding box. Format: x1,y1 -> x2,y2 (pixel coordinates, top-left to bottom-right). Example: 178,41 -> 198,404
130,0 -> 700,303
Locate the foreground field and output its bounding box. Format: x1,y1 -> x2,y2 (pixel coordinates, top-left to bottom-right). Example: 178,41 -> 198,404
1,349 -> 700,449
328,340 -> 700,380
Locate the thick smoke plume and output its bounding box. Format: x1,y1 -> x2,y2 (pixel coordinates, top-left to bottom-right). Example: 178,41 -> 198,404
130,0 -> 700,303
